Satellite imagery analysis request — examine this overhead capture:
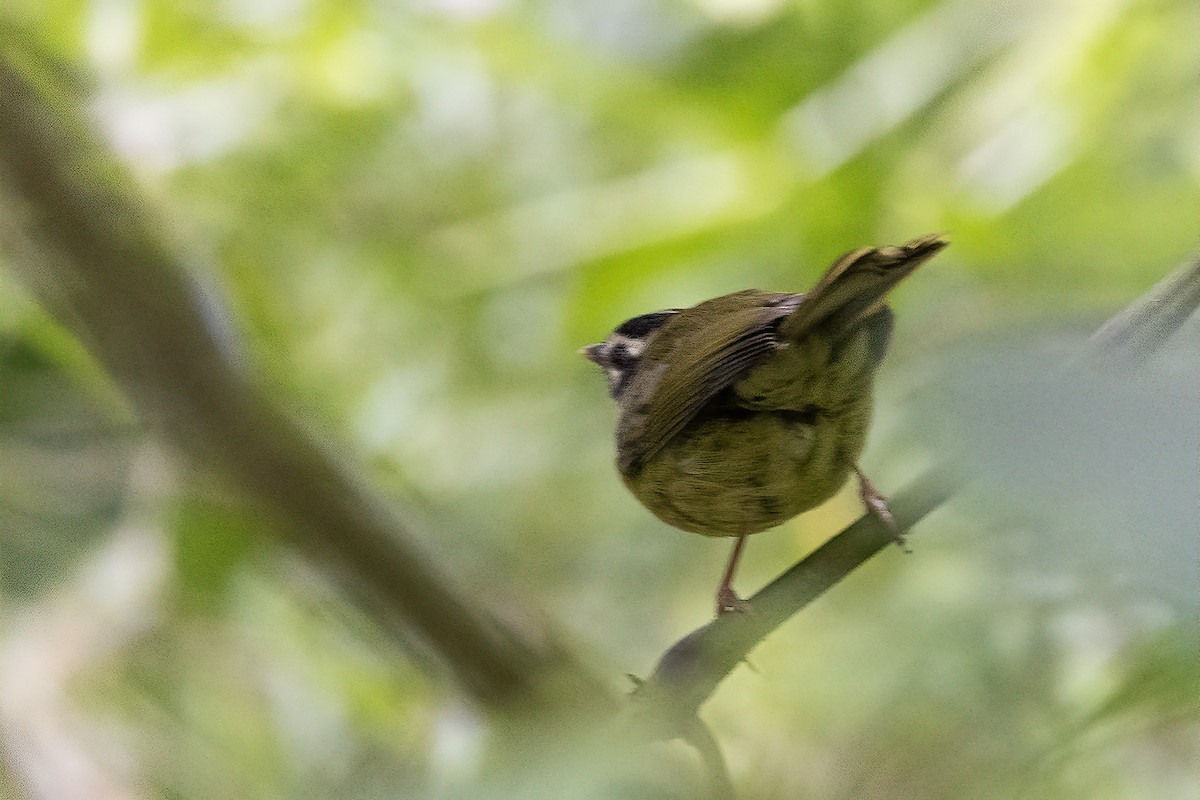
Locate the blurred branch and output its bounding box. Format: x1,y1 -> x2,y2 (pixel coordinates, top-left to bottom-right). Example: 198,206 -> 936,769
631,249 -> 1200,736
0,34 -> 607,710
682,717 -> 737,800
1088,252 -> 1200,362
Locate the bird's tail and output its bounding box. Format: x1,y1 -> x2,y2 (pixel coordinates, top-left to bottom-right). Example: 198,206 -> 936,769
779,233 -> 948,342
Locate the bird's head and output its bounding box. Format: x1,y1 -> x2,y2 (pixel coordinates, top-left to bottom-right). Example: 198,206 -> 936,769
580,309 -> 678,399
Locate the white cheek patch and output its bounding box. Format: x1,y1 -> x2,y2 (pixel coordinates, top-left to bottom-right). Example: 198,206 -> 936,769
599,332 -> 653,398
611,334 -> 644,360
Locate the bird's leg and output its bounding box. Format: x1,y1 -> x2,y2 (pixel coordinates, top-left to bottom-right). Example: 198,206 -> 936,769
715,533 -> 751,615
853,464 -> 909,552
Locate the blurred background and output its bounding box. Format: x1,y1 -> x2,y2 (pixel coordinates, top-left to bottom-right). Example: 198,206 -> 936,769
1,0 -> 1197,797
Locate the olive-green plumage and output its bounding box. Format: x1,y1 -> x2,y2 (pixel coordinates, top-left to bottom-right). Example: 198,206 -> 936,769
585,234 -> 946,541
622,300 -> 886,537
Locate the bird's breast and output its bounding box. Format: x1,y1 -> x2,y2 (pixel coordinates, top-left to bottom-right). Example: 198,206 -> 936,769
623,405 -> 866,537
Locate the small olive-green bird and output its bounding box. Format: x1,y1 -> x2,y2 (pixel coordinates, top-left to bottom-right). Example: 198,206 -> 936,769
582,234 -> 947,614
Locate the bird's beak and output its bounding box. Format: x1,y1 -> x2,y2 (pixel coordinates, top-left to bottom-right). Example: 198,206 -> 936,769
579,344 -> 604,364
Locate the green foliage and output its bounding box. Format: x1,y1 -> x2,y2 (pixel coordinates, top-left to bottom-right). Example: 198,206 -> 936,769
1,0 -> 1197,796
0,326 -> 135,596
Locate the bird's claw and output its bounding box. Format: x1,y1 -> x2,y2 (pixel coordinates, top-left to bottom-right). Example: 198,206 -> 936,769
716,586 -> 752,616
855,466 -> 909,552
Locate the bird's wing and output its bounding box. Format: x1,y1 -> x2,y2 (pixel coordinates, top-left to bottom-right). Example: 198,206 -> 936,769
616,292 -> 798,475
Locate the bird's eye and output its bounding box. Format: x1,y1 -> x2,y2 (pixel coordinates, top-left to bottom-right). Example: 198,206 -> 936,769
609,344 -> 635,367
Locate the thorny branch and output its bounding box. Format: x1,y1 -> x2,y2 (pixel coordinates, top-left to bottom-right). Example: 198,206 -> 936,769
2,27 -> 1198,790
630,251 -> 1200,738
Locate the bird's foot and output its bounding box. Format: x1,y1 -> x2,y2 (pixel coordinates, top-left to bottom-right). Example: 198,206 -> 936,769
854,466 -> 909,552
716,585 -> 752,616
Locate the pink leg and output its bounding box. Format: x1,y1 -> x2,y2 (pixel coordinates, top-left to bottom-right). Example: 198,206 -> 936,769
854,465 -> 909,552
715,534 -> 752,615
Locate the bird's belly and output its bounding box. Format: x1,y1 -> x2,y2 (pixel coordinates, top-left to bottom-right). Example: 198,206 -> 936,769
624,410 -> 865,537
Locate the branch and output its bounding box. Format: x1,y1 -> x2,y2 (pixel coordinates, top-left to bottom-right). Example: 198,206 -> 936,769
632,251 -> 1200,732
1087,252 -> 1200,362
0,32 -> 608,711
682,717 -> 737,800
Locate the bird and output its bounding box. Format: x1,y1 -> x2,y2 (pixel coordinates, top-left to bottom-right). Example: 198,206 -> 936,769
582,234 -> 947,614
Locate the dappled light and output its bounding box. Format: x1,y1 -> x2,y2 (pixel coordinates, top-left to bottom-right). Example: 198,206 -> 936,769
1,0 -> 1197,797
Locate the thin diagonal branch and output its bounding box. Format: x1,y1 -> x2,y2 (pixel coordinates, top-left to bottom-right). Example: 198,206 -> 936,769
632,251 -> 1200,732
1088,253 -> 1200,362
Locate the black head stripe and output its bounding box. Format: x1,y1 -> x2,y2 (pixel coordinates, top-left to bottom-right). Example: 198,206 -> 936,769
614,310 -> 677,339
608,343 -> 635,368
